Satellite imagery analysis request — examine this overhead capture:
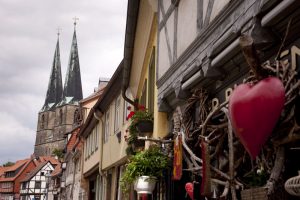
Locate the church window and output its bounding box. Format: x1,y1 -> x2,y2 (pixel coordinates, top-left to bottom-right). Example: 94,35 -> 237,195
74,108 -> 81,125
41,114 -> 45,129
59,109 -> 63,125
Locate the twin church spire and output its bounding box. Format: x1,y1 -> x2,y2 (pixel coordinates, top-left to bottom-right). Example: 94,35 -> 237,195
42,23 -> 83,111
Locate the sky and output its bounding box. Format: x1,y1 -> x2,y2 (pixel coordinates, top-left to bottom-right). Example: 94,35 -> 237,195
0,0 -> 127,164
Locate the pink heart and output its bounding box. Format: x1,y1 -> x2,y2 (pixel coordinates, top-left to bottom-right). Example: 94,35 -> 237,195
229,77 -> 285,159
185,182 -> 194,200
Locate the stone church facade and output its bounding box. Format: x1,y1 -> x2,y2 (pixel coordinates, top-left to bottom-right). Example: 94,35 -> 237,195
34,26 -> 83,156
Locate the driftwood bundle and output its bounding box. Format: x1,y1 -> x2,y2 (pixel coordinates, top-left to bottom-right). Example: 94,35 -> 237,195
179,34 -> 300,199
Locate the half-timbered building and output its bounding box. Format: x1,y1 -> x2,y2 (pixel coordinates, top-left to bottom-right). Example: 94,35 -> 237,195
155,0 -> 300,199
20,162 -> 56,200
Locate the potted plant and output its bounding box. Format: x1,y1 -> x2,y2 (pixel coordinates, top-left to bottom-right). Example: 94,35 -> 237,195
240,169 -> 269,200
120,146 -> 169,196
125,105 -> 153,155
127,105 -> 153,134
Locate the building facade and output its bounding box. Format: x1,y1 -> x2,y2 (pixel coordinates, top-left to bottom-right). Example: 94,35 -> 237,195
20,161 -> 56,200
155,0 -> 300,199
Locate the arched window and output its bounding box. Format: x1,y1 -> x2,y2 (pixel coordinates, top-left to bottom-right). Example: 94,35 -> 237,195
40,114 -> 45,129
59,109 -> 63,125
74,108 -> 81,124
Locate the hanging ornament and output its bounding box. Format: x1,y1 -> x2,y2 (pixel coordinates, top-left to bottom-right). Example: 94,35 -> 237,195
201,140 -> 211,196
229,77 -> 285,159
173,134 -> 183,180
185,182 -> 194,200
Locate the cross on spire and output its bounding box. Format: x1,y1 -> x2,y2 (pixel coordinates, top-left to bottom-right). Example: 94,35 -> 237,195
56,27 -> 62,37
73,16 -> 79,29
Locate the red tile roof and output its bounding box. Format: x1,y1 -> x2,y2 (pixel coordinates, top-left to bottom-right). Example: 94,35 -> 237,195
67,128 -> 80,152
51,163 -> 62,177
20,162 -> 48,182
0,156 -> 59,183
0,159 -> 30,182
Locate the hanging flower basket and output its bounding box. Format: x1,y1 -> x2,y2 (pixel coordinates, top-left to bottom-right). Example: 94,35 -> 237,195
134,176 -> 157,194
136,120 -> 153,134
241,187 -> 268,200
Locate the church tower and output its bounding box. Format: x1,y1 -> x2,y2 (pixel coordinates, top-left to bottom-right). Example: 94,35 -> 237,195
34,24 -> 83,156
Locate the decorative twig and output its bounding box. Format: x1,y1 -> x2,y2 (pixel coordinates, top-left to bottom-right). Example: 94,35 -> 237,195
266,147 -> 285,195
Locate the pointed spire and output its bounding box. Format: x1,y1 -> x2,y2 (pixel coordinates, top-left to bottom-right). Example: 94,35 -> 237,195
61,22 -> 83,105
42,36 -> 63,111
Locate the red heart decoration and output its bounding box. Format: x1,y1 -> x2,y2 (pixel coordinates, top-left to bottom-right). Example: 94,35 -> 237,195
185,182 -> 194,200
229,77 -> 285,159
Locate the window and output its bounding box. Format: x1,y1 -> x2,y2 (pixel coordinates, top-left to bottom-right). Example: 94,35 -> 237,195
35,181 -> 41,189
22,183 -> 26,190
84,140 -> 88,159
34,195 -> 41,200
148,48 -> 155,113
40,114 -> 45,129
74,108 -> 81,125
140,79 -> 147,107
88,135 -> 92,155
114,96 -> 121,132
59,109 -> 63,125
95,124 -> 99,150
104,110 -> 110,143
90,127 -> 96,153
123,101 -> 130,123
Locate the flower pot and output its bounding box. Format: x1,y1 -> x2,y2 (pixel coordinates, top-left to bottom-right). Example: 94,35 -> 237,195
241,187 -> 268,200
136,120 -> 153,135
134,176 -> 157,194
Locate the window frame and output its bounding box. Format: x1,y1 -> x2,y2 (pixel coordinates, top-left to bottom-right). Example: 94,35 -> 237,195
114,96 -> 121,133
104,110 -> 110,143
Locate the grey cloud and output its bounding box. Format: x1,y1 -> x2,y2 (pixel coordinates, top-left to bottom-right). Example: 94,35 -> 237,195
0,0 -> 126,163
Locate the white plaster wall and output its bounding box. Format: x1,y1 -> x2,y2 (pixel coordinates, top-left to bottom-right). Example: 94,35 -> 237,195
163,0 -> 171,13
177,0 -> 197,57
210,0 -> 230,22
158,27 -> 171,78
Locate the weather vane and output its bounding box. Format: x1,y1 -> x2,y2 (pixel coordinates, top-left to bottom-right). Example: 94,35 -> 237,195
73,16 -> 79,29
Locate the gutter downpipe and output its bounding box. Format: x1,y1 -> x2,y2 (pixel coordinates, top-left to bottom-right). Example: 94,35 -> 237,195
122,0 -> 140,107
94,109 -> 104,200
261,0 -> 297,27
93,110 -> 103,174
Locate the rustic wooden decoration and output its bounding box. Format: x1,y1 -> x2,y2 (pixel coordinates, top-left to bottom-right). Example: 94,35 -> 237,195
178,31 -> 300,199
